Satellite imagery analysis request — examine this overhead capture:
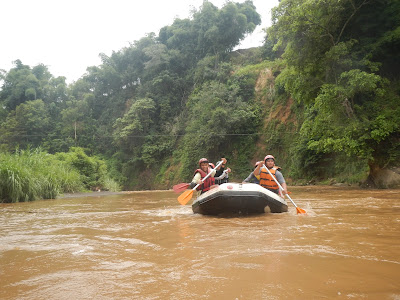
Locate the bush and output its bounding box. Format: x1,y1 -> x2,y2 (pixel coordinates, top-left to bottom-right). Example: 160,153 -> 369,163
0,149 -> 84,203
55,147 -> 119,191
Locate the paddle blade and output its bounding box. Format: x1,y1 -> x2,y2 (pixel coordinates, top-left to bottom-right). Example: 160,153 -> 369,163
173,183 -> 189,193
178,189 -> 194,205
296,207 -> 307,214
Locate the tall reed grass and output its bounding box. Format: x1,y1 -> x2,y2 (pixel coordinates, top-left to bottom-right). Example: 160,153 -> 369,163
0,149 -> 84,203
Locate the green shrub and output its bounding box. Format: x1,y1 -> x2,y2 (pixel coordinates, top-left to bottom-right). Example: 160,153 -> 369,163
0,149 -> 84,203
55,147 -> 119,191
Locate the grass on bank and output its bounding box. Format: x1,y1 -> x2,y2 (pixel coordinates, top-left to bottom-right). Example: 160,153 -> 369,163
0,148 -> 120,203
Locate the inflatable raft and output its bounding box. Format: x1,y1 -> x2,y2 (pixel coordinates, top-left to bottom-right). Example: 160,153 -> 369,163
192,182 -> 288,215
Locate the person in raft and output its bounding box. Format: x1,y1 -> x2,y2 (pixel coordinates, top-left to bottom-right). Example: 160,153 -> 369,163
242,161 -> 261,184
189,158 -> 219,194
253,155 -> 288,195
213,157 -> 231,185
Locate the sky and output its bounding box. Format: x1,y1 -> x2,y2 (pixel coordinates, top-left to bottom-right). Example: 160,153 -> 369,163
1,0 -> 279,84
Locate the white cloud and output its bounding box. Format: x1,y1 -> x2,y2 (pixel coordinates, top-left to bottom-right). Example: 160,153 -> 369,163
1,0 -> 278,83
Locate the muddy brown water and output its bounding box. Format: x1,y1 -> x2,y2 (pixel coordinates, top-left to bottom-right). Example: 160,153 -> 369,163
0,186 -> 399,299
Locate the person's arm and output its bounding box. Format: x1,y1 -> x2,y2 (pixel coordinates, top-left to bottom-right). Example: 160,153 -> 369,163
189,168 -> 217,188
216,158 -> 227,171
214,167 -> 223,177
253,161 -> 263,176
275,171 -> 288,194
215,170 -> 228,180
189,172 -> 202,188
281,182 -> 288,194
243,172 -> 254,183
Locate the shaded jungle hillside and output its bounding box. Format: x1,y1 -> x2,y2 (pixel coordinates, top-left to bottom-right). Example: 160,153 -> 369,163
1,0 -> 399,194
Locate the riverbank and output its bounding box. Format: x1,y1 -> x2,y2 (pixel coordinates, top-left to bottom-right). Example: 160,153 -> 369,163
57,189 -> 172,199
57,191 -> 129,199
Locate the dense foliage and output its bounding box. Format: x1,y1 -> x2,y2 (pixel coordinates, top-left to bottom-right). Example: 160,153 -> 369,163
266,0 -> 400,185
0,148 -> 120,203
1,0 -> 399,194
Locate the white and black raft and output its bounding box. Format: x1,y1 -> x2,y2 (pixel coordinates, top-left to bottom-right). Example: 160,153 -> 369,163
192,182 -> 288,216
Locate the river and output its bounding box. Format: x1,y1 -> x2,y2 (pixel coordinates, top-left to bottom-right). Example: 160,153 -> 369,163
0,186 -> 399,299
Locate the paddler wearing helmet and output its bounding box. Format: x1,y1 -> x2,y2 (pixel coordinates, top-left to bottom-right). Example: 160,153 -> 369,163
253,155 -> 288,195
189,157 -> 223,194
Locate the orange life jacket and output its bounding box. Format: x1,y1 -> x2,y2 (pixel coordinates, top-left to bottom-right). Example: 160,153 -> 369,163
194,168 -> 215,193
259,166 -> 281,192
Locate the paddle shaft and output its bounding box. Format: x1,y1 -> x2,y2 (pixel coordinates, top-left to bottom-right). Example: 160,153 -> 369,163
262,165 -> 300,209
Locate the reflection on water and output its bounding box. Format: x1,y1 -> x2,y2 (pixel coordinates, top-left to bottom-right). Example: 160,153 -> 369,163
1,187 -> 399,299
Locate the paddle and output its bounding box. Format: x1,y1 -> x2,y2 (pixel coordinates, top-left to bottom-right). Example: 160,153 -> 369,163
173,183 -> 190,193
177,160 -> 223,205
262,165 -> 306,214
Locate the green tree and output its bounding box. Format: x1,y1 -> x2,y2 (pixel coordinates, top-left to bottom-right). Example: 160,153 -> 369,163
58,98 -> 97,149
0,60 -> 38,110
159,1 -> 261,64
0,60 -> 68,111
179,80 -> 260,179
0,99 -> 51,150
113,98 -> 156,155
267,0 -> 400,184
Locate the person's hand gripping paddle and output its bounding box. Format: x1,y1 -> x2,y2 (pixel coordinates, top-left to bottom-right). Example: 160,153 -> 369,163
262,164 -> 306,214
177,161 -> 223,205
